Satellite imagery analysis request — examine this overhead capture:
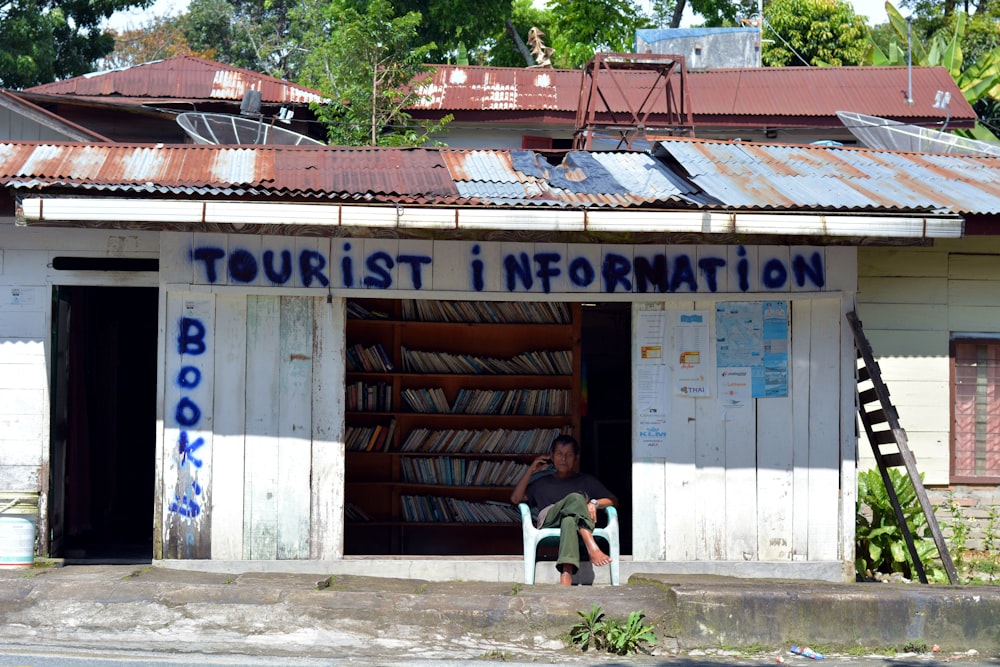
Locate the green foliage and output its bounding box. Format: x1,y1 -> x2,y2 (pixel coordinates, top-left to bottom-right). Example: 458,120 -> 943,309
856,468 -> 943,581
0,0 -> 151,88
943,492 -> 971,563
688,0 -> 758,27
295,0 -> 450,146
547,0 -> 653,68
485,0 -> 556,67
183,0 -> 301,78
391,0 -> 509,64
762,0 -> 869,67
569,604 -> 656,656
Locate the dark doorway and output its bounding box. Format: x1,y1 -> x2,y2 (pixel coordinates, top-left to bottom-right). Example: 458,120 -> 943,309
50,286 -> 157,562
580,302 -> 632,554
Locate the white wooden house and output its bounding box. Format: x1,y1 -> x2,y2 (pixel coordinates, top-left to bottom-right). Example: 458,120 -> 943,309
1,137 -> 992,582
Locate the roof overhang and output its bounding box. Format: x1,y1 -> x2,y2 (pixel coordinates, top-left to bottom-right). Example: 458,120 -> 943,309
17,196 -> 964,239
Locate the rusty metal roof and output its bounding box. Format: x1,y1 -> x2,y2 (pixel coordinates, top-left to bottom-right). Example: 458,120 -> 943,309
1,139 -> 998,215
413,65 -> 975,125
654,137 -> 1000,214
25,56 -> 323,105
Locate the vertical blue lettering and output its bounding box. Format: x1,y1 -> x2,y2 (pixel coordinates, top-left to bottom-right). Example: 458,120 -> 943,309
300,249 -> 330,288
469,245 -> 485,292
762,258 -> 788,289
175,397 -> 201,427
569,257 -> 595,288
340,242 -> 354,288
504,252 -> 533,291
228,249 -> 258,283
191,247 -> 225,283
634,255 -> 668,293
602,254 -> 632,293
792,252 -> 825,288
737,246 -> 750,292
698,257 -> 726,293
398,255 -> 432,290
534,253 -> 562,294
669,254 -> 698,292
363,251 -> 394,289
178,318 -> 206,355
177,366 -> 201,389
263,249 -> 293,284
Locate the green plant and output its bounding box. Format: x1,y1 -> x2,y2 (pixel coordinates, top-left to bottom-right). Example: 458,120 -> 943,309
856,468 -> 943,581
902,640 -> 929,653
984,505 -> 999,553
943,492 -> 972,566
569,604 -> 656,656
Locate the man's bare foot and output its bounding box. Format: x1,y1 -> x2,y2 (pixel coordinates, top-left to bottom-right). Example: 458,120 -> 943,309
560,570 -> 573,585
587,546 -> 612,567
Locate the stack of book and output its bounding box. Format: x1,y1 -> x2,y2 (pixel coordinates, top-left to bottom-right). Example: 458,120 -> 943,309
399,427 -> 564,454
345,420 -> 397,452
346,343 -> 394,372
346,381 -> 392,412
400,457 -> 530,486
401,495 -> 521,523
401,347 -> 571,375
400,300 -> 570,324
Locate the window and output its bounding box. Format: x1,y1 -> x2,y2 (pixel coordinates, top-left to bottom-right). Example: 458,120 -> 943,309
951,337 -> 1000,482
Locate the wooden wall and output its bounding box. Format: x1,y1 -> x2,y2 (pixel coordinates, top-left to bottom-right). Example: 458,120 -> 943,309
159,291 -> 345,560
856,238 -> 1000,486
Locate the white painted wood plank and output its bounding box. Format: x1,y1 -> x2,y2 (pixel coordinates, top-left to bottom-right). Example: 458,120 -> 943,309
227,234 -> 263,287
948,253 -> 1000,280
949,305 -> 1000,333
839,293 -> 857,574
244,295 -> 281,560
858,247 -> 947,278
759,246 -> 791,293
723,385 -> 757,560
660,300 -> 698,560
393,239 -> 433,292
630,244 -> 667,295
862,329 -> 948,357
853,303 -> 949,332
158,232 -> 193,285
697,245 -> 729,294
163,294 -> 215,558
556,243 -> 602,295
277,296 -> 314,559
311,296 -> 345,560
819,246 -> 857,293
728,245 -> 758,294
361,239 -> 399,291
790,298 -> 814,562
664,245 -> 697,294
789,246 -> 832,292
259,234 -> 298,289
873,356 -> 949,382
631,460 -> 667,560
692,302 -> 726,559
807,298 -> 842,561
192,233 -> 229,285
601,243 -> 635,296
210,295 -> 247,560
860,277 -> 946,304
948,279 -> 1000,306
431,240 -> 500,293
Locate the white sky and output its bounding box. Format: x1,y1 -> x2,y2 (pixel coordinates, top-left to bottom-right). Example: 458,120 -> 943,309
103,0 -> 898,34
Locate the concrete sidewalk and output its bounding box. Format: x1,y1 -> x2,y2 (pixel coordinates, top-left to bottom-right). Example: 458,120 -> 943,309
0,563 -> 997,664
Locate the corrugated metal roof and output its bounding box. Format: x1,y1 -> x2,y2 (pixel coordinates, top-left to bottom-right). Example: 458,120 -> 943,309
26,56 -> 323,104
1,139 -> 999,215
655,138 -> 1000,214
413,65 -> 975,124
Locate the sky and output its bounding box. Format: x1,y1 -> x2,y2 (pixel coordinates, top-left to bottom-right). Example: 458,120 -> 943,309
102,0 -> 899,33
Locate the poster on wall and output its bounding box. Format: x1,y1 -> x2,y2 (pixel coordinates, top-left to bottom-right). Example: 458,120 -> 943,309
715,301 -> 789,397
673,310 -> 711,397
634,309 -> 669,458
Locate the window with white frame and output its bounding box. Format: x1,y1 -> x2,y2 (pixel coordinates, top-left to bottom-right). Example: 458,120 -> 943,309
952,336 -> 1000,482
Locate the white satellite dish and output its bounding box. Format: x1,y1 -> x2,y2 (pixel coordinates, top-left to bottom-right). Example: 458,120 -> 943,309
177,112 -> 325,146
837,110 -> 1000,157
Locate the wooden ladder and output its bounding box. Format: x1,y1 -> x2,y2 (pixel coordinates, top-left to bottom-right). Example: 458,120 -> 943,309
847,311 -> 958,585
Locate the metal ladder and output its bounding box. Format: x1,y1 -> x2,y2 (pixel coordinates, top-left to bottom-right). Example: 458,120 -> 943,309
847,310 -> 958,585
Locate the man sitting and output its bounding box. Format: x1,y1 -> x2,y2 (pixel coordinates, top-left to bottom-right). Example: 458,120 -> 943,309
510,434 -> 617,585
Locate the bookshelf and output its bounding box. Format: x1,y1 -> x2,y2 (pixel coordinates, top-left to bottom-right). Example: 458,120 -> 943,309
344,298 -> 582,555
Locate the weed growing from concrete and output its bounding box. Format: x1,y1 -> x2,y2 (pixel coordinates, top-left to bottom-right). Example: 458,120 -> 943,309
479,648 -> 510,661
569,603 -> 656,656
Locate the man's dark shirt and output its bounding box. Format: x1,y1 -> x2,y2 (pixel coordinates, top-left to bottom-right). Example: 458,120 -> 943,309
525,472 -> 613,511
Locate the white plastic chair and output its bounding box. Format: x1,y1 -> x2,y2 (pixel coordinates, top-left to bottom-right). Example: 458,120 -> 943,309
518,502 -> 620,585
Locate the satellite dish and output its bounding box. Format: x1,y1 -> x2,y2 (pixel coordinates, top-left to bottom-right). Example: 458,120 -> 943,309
837,110 -> 1000,157
177,112 -> 325,146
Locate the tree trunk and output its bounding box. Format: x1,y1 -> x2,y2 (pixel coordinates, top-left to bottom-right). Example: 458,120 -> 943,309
670,0 -> 687,28
505,18 -> 535,67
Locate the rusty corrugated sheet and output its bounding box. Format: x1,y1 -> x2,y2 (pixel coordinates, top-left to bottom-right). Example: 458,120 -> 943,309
412,65 -> 975,123
3,139 -> 1000,214
26,56 -> 323,104
655,137 -> 1000,214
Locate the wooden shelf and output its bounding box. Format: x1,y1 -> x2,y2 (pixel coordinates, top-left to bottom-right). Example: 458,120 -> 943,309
344,298 -> 581,555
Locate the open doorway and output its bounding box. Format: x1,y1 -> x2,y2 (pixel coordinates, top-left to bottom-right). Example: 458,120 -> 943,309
579,302 -> 632,554
49,286 -> 158,562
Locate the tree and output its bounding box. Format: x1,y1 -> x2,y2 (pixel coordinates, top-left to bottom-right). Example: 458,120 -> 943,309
865,4 -> 1000,142
183,0 -> 302,79
295,0 -> 450,146
391,0 -> 510,63
546,0 -> 653,69
102,15 -> 214,69
486,0 -> 555,67
0,0 -> 151,88
667,0 -> 757,28
762,0 -> 868,67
